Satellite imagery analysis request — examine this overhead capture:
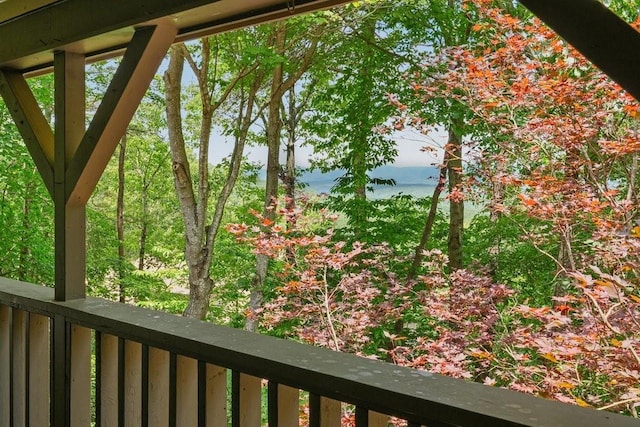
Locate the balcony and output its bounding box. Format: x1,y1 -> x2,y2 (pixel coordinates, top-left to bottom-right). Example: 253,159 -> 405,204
1,277 -> 634,426
2,1 -> 640,426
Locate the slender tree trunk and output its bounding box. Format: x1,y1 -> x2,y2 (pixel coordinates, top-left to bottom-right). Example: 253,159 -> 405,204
18,178 -> 33,282
488,157 -> 506,278
138,192 -> 148,271
284,86 -> 297,215
446,125 -> 464,271
137,152 -> 167,271
244,22 -> 318,331
350,19 -> 376,233
117,135 -> 127,302
407,151 -> 450,281
246,23 -> 286,332
282,86 -> 298,264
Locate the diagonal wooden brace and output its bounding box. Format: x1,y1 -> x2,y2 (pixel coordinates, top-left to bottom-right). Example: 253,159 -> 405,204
0,70 -> 55,197
519,0 -> 640,101
65,23 -> 177,207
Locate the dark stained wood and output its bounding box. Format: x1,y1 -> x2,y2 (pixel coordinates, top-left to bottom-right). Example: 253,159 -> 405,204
0,0 -> 351,73
50,316 -> 70,427
53,50 -> 86,302
519,0 -> 640,101
268,381 -> 278,427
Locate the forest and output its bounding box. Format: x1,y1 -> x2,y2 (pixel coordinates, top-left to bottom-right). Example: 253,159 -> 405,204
1,0 -> 639,419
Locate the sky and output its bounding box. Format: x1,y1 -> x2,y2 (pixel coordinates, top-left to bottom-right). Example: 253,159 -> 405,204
208,126 -> 448,168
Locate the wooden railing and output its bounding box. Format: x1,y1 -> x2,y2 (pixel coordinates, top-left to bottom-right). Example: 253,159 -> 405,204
0,276 -> 635,427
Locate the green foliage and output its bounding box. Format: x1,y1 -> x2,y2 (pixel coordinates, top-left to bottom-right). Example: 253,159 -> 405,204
86,207 -> 119,296
0,76 -> 54,285
465,214 -> 558,305
208,161 -> 265,325
303,1 -> 422,231
329,194 -> 448,260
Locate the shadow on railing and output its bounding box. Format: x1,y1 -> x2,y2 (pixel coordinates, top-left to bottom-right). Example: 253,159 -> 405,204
0,276 -> 634,426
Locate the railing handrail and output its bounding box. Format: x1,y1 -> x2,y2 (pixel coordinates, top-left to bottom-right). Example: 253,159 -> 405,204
0,276 -> 634,426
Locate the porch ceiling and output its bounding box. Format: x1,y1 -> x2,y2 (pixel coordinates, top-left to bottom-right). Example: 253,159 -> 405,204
1,0 -> 640,101
0,0 -> 350,73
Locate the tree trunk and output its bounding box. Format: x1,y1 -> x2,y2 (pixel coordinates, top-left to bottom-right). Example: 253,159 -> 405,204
246,23 -> 286,332
282,86 -> 298,264
243,22 -> 318,331
117,135 -> 127,302
244,21 -> 319,330
407,151 -> 449,281
137,191 -> 148,271
283,85 -> 297,216
488,157 -> 506,278
18,177 -> 33,282
446,125 -> 464,271
350,20 -> 376,233
165,45 -> 214,319
165,41 -> 261,320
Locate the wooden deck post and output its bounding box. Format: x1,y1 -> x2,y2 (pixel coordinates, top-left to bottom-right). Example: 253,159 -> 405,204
54,50 -> 86,301
0,23 -> 176,427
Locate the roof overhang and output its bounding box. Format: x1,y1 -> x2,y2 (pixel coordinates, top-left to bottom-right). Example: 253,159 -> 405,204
519,0 -> 640,102
1,0 -> 640,101
0,0 -> 350,74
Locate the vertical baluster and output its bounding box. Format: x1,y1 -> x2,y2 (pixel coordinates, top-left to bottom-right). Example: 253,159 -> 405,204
142,345 -> 149,427
198,361 -> 206,426
368,411 -> 388,427
118,337 -> 125,425
148,346 -> 170,426
355,407 -> 388,427
124,340 -> 142,426
278,384 -> 299,426
176,355 -> 197,426
99,333 -> 119,426
204,364 -> 226,427
232,372 -> 261,427
355,407 -> 367,427
0,305 -> 9,426
309,394 -> 341,427
268,382 -> 299,426
70,325 -> 91,427
12,309 -> 27,426
169,353 -> 176,427
28,314 -> 50,426
268,382 -> 277,426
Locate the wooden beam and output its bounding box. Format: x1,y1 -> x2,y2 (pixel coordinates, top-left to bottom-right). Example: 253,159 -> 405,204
518,0 -> 640,101
53,50 -> 86,302
0,0 -> 54,23
0,70 -> 54,197
0,0 -> 353,73
65,24 -> 177,206
0,0 -> 215,67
